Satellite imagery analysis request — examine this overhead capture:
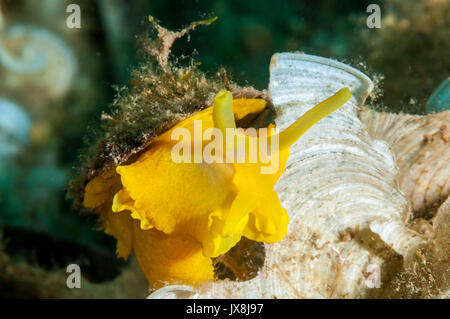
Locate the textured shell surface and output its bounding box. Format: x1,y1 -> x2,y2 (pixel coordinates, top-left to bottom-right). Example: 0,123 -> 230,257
148,53 -> 448,299
360,108 -> 450,219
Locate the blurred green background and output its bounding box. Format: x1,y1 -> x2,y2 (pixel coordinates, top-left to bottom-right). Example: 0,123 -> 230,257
0,0 -> 448,297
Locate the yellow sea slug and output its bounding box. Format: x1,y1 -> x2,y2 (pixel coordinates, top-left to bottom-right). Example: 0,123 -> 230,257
83,88 -> 351,288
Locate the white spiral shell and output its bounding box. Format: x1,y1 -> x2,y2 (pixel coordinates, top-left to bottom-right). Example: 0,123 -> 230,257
0,24 -> 77,98
149,53 -> 448,298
